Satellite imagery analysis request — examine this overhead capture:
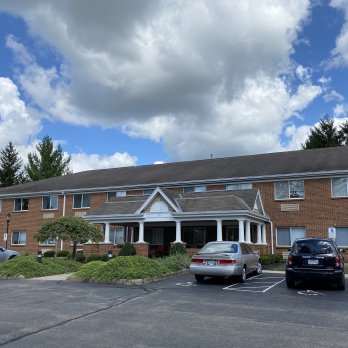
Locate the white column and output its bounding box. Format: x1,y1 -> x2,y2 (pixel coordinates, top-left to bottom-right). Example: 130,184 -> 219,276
104,222 -> 110,243
238,219 -> 245,242
257,224 -> 262,244
216,219 -> 223,241
245,220 -> 251,243
175,220 -> 182,243
137,221 -> 145,243
261,224 -> 267,244
130,227 -> 134,243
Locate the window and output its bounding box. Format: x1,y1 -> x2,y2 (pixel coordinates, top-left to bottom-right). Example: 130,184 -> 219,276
14,198 -> 29,211
73,194 -> 90,208
39,237 -> 57,245
145,228 -> 164,245
183,227 -> 206,248
276,227 -> 306,247
12,231 -> 26,245
275,180 -> 304,199
183,186 -> 206,193
332,178 -> 348,197
143,189 -> 154,195
150,201 -> 169,213
335,227 -> 348,247
107,191 -> 126,202
109,227 -> 125,244
42,196 -> 58,210
226,183 -> 252,190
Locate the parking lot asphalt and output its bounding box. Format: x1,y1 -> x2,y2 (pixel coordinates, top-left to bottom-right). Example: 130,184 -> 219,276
0,271 -> 347,348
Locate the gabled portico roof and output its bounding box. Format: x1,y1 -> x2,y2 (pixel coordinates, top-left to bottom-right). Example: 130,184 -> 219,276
85,188 -> 269,222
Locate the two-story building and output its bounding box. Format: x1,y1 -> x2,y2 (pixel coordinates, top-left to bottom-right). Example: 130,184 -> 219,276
1,146 -> 348,257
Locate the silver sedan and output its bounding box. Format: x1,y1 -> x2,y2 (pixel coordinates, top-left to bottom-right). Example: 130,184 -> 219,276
0,247 -> 20,262
190,241 -> 262,283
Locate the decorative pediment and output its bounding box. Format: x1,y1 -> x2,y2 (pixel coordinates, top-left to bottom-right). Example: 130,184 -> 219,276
135,187 -> 181,214
253,191 -> 265,215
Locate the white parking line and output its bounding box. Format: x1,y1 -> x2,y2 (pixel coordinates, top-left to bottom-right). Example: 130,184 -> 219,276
223,275 -> 285,293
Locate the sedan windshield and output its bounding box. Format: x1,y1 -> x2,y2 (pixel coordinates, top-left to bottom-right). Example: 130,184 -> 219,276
199,243 -> 238,254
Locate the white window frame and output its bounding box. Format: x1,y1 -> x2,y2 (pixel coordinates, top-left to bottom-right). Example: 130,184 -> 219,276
42,195 -> 58,210
107,191 -> 126,202
335,227 -> 348,247
11,230 -> 26,245
183,186 -> 206,193
73,193 -> 90,209
13,198 -> 29,212
226,183 -> 252,190
331,177 -> 348,198
274,180 -> 304,200
109,227 -> 125,244
276,227 -> 306,247
39,237 -> 57,246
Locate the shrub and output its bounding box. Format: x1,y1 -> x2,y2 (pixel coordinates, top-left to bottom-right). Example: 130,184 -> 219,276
56,250 -> 70,258
100,253 -> 114,262
170,243 -> 187,256
0,256 -> 81,278
159,254 -> 191,272
260,253 -> 283,265
43,250 -> 55,258
75,253 -> 86,263
87,254 -> 102,262
119,242 -> 136,256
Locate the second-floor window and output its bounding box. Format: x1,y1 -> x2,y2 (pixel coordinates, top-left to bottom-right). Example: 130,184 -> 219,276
275,180 -> 304,200
14,198 -> 29,211
42,196 -> 58,210
183,186 -> 206,193
73,194 -> 90,208
332,177 -> 348,197
226,183 -> 252,190
107,191 -> 126,202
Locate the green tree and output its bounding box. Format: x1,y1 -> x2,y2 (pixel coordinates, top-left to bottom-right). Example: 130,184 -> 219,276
34,216 -> 103,260
26,135 -> 71,181
302,115 -> 342,149
0,141 -> 26,187
338,120 -> 348,146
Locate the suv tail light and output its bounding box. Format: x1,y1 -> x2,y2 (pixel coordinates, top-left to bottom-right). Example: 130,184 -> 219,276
335,257 -> 341,269
191,258 -> 204,263
287,255 -> 294,266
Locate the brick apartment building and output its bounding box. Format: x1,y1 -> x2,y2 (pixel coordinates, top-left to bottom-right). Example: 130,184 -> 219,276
0,146 -> 348,258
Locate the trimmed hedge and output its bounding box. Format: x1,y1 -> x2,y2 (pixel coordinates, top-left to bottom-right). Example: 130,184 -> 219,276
43,250 -> 55,258
87,253 -> 102,262
119,242 -> 136,256
56,250 -> 70,258
260,253 -> 283,265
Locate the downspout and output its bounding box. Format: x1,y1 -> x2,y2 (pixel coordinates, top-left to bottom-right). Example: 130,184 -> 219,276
269,219 -> 274,254
61,192 -> 66,251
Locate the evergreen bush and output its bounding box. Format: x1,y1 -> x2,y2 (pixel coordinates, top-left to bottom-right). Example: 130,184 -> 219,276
119,242 -> 136,256
43,250 -> 55,258
170,243 -> 187,256
56,250 -> 69,258
87,254 -> 102,262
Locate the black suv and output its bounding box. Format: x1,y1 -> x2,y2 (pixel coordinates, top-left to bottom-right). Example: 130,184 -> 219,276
286,238 -> 345,290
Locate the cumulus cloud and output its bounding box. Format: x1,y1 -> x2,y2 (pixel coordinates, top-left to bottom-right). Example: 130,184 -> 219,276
334,103 -> 348,116
1,0 -> 322,161
70,152 -> 137,173
0,77 -> 42,148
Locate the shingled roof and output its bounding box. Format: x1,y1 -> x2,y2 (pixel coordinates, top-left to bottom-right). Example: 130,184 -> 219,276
1,146 -> 348,196
87,188 -> 264,217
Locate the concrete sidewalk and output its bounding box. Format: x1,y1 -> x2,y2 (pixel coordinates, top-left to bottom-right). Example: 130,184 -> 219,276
30,273 -> 73,281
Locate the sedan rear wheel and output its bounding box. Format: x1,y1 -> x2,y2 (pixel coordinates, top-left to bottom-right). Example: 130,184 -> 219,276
195,274 -> 205,283
239,266 -> 247,283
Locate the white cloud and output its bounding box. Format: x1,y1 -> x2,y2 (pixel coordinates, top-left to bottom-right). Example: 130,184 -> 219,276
330,0 -> 348,67
1,0 -> 318,161
323,90 -> 345,102
70,152 -> 137,173
334,103 -> 348,116
0,77 -> 42,148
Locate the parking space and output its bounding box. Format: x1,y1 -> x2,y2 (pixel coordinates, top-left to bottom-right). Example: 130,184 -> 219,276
223,274 -> 285,293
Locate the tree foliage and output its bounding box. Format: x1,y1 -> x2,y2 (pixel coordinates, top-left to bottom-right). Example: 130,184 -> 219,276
34,217 -> 103,260
302,115 -> 342,149
0,141 -> 26,187
26,135 -> 71,181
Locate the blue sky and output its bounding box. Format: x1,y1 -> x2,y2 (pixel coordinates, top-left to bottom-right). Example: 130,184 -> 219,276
0,1 -> 348,172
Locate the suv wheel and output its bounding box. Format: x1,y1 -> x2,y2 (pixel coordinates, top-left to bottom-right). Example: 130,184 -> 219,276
286,277 -> 295,289
337,278 -> 345,291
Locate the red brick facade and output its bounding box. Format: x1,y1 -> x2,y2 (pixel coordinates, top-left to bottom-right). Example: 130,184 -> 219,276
1,178 -> 347,258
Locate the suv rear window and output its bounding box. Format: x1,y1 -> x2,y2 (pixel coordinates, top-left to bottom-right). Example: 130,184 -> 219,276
293,240 -> 335,255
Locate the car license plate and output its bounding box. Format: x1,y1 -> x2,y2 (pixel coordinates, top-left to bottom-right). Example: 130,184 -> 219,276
206,260 -> 217,266
308,259 -> 319,265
